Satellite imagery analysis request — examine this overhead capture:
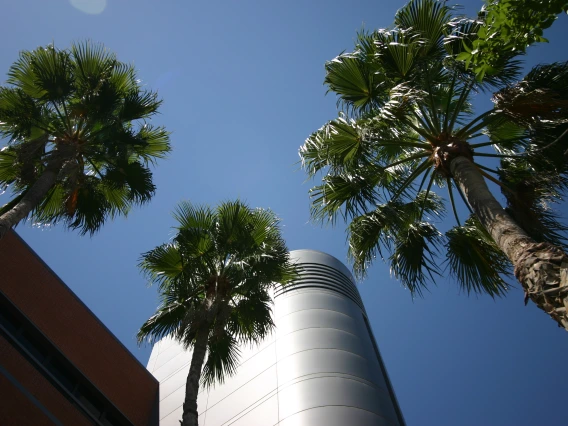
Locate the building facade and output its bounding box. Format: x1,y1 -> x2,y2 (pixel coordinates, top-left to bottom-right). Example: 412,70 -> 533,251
147,249 -> 405,426
0,231 -> 159,426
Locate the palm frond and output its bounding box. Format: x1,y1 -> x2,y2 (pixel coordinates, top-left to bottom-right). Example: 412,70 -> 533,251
119,90 -> 162,121
324,51 -> 385,115
228,291 -> 275,343
0,189 -> 29,217
445,216 -> 511,297
201,332 -> 240,388
348,203 -> 404,277
374,28 -> 425,80
32,184 -> 66,225
389,221 -> 443,296
0,88 -> 47,138
71,41 -> 117,92
444,17 -> 481,57
7,45 -> 74,103
395,0 -> 452,56
139,243 -> 184,286
102,160 -> 156,204
137,300 -> 189,345
493,61 -> 568,127
308,166 -> 384,223
499,156 -> 568,249
0,147 -> 20,185
300,117 -> 370,177
131,125 -> 170,164
483,115 -> 529,154
65,176 -> 111,235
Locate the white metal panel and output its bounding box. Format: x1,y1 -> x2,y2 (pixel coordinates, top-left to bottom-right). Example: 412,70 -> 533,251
159,381 -> 208,421
227,394 -> 279,426
275,308 -> 361,337
276,347 -> 387,389
277,322 -> 369,359
206,341 -> 276,407
274,289 -> 362,320
151,351 -> 192,382
278,406 -> 395,426
203,365 -> 277,425
277,376 -> 398,423
152,340 -> 187,371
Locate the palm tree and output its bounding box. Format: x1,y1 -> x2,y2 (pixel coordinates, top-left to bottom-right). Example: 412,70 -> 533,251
137,200 -> 297,426
300,0 -> 568,329
0,41 -> 170,237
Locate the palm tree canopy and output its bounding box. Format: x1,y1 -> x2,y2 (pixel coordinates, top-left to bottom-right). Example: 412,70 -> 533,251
0,41 -> 170,234
138,200 -> 297,386
300,0 -> 568,298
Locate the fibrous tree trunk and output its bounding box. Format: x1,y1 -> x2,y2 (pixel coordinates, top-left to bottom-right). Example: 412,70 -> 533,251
181,328 -> 209,426
450,155 -> 568,330
0,157 -> 68,239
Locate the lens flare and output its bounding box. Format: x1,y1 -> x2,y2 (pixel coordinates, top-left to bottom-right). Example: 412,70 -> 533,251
69,0 -> 107,14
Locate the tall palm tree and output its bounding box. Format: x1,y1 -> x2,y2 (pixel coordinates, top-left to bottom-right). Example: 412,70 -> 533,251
300,0 -> 568,329
137,200 -> 297,426
0,42 -> 170,237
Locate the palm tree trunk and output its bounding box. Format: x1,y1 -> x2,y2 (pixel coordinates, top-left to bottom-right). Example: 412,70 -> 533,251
0,157 -> 69,239
181,328 -> 209,426
450,156 -> 568,330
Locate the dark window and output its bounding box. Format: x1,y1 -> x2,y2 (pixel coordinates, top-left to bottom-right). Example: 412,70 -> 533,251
46,357 -> 77,392
76,385 -> 104,419
101,411 -> 118,426
19,329 -> 48,362
0,306 -> 21,334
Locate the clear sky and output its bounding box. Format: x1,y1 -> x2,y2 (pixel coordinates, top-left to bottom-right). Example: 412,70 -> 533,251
2,1 -> 568,425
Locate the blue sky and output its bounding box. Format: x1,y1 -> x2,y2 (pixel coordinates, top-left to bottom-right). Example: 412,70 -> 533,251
2,1 -> 568,425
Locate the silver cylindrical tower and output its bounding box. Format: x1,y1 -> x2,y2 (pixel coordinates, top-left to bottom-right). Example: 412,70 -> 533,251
147,250 -> 405,426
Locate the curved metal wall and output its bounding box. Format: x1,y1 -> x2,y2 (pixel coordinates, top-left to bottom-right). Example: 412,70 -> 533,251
147,249 -> 405,426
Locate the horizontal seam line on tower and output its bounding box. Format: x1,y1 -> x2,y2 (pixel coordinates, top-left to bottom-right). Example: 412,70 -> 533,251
277,404 -> 399,426
275,307 -> 357,322
276,285 -> 364,310
276,372 -> 391,396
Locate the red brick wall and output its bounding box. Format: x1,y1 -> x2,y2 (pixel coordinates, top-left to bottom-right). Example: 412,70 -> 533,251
0,334 -> 92,426
0,231 -> 159,426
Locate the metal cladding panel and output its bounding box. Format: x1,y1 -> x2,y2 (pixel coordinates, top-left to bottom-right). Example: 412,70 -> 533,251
229,394 -> 279,426
148,249 -> 404,426
278,376 -> 398,423
204,365 -> 278,425
278,406 -> 394,426
206,340 -> 276,407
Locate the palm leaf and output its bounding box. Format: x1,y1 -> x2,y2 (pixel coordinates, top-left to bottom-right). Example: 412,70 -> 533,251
137,300 -> 189,345
309,166 -> 383,223
201,331 -> 240,388
499,156 -> 568,249
71,41 -> 117,92
445,216 -> 511,297
493,61 -> 568,126
324,51 -> 385,114
139,243 -> 184,286
0,147 -> 20,185
389,221 -> 443,296
395,0 -> 451,56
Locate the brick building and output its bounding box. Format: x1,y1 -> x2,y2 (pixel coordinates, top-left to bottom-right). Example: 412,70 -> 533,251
0,231 -> 159,426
